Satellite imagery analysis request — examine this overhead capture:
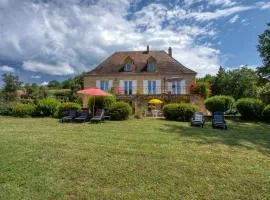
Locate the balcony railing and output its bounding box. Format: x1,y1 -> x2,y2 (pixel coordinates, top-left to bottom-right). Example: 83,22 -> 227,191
111,86 -> 187,95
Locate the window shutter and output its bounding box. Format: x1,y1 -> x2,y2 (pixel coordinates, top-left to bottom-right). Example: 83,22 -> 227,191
119,80 -> 124,95
156,80 -> 161,94
108,80 -> 113,90
96,80 -> 101,89
181,80 -> 186,94
143,80 -> 148,94
132,80 -> 137,95
167,81 -> 172,93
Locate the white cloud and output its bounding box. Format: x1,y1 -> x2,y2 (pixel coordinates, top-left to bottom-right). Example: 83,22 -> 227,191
40,81 -> 49,86
0,65 -> 15,73
208,0 -> 236,7
256,1 -> 270,10
0,0 -> 269,78
229,15 -> 239,23
22,61 -> 74,76
31,75 -> 41,79
186,6 -> 253,21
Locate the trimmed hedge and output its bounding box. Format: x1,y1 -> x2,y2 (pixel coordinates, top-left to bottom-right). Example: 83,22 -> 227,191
205,95 -> 235,113
36,98 -> 61,117
163,103 -> 197,121
55,102 -> 81,118
236,98 -> 265,120
12,103 -> 36,117
109,101 -> 132,120
263,105 -> 270,121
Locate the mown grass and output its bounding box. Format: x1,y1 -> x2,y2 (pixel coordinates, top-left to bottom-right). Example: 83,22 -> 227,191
0,117 -> 269,200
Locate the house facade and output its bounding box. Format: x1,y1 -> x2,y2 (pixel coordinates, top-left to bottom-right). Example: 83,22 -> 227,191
83,46 -> 196,107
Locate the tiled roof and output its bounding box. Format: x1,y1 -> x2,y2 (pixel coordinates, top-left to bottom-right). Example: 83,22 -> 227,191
86,50 -> 196,75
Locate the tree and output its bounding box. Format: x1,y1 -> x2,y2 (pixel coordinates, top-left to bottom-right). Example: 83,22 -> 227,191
23,83 -> 49,102
0,74 -> 22,102
47,80 -> 61,89
212,66 -> 230,95
257,22 -> 270,82
211,67 -> 259,99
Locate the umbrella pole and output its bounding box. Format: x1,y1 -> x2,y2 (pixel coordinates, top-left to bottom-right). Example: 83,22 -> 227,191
93,96 -> 95,117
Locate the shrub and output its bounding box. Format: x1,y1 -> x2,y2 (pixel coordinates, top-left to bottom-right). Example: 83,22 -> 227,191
88,95 -> 116,113
12,103 -> 36,117
36,98 -> 60,117
236,98 -> 265,120
55,102 -> 81,118
190,82 -> 211,99
0,101 -> 14,116
263,105 -> 270,120
109,101 -> 132,120
205,95 -> 235,113
163,103 -> 197,121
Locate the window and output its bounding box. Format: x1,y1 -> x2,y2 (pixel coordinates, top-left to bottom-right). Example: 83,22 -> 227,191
172,80 -> 181,94
100,80 -> 109,91
148,80 -> 156,94
124,63 -> 132,72
124,81 -> 133,95
148,63 -> 155,72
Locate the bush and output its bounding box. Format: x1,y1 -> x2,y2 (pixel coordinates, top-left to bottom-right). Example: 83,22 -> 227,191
36,98 -> 60,117
55,102 -> 81,118
12,103 -> 36,117
0,101 -> 14,116
88,95 -> 116,113
190,82 -> 211,99
205,95 -> 235,113
163,103 -> 197,121
263,105 -> 270,121
236,98 -> 265,120
109,101 -> 132,120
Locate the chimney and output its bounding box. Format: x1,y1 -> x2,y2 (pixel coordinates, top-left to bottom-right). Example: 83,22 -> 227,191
147,45 -> 149,53
168,47 -> 172,57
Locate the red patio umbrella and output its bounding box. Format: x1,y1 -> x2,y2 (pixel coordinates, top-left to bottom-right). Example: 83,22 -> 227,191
77,88 -> 111,117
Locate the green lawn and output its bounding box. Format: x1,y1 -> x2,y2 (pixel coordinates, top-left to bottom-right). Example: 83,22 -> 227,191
0,117 -> 269,200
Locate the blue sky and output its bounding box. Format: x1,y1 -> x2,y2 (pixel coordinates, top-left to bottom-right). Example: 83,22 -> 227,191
0,0 -> 269,86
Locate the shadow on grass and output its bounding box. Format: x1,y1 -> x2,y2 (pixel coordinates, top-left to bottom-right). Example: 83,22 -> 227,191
159,120 -> 270,154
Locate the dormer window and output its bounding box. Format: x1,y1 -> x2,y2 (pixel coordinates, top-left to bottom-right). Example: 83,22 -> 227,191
124,63 -> 132,72
146,56 -> 157,72
148,63 -> 155,72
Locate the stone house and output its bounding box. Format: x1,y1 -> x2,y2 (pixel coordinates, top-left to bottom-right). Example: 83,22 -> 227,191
83,46 -> 197,108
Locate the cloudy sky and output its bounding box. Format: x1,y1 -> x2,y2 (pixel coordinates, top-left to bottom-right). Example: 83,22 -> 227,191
0,0 -> 269,86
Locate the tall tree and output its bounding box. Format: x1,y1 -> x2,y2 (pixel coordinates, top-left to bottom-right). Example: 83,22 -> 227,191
257,22 -> 270,81
47,80 -> 61,89
23,83 -> 48,102
212,66 -> 229,95
211,67 -> 259,99
0,74 -> 22,102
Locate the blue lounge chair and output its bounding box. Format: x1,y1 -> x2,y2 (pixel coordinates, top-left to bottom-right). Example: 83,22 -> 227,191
191,112 -> 205,127
61,108 -> 77,122
74,108 -> 90,122
212,112 -> 227,129
90,109 -> 104,123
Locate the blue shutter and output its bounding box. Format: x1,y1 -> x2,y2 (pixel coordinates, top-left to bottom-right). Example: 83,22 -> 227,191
148,80 -> 151,94
124,81 -> 128,95
129,81 -> 132,95
153,81 -> 156,94
177,81 -> 180,94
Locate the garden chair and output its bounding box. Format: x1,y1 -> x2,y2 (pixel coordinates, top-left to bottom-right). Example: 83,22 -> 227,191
90,109 -> 104,123
190,112 -> 205,127
74,108 -> 90,122
212,112 -> 227,129
61,108 -> 77,122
